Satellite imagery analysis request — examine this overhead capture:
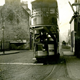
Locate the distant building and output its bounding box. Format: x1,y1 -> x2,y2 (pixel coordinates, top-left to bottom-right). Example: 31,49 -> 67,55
69,1 -> 80,53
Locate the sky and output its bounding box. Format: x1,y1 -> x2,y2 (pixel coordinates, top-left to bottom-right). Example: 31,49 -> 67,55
0,0 -> 5,6
0,0 -> 75,42
57,0 -> 74,42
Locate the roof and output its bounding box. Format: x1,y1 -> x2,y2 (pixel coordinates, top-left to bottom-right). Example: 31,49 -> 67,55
31,0 -> 57,8
21,6 -> 31,16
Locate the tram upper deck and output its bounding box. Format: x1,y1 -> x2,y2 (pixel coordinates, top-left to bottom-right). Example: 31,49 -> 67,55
31,0 -> 59,26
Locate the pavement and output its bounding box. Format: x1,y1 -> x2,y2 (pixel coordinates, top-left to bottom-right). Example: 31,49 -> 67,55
62,49 -> 80,80
0,50 -> 20,55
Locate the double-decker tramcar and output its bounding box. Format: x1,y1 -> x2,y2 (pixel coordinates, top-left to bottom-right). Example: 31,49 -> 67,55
30,0 -> 60,61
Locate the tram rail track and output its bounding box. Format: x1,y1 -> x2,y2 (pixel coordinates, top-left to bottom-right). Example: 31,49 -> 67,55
43,65 -> 57,80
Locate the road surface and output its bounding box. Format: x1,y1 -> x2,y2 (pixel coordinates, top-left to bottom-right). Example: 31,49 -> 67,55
0,50 -> 74,80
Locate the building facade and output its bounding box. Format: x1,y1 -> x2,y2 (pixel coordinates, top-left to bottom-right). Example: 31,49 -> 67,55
70,0 -> 80,54
0,0 -> 30,50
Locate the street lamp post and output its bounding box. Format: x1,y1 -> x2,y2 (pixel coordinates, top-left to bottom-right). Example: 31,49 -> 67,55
1,6 -> 5,54
2,25 -> 5,54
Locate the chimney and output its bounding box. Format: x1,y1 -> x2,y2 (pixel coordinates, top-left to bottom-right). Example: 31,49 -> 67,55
75,0 -> 77,2
21,1 -> 28,9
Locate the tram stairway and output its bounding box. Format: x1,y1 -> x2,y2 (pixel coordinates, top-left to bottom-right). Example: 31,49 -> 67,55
34,26 -> 59,61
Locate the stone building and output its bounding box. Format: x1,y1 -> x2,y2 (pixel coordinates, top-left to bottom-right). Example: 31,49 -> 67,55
0,0 -> 31,50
